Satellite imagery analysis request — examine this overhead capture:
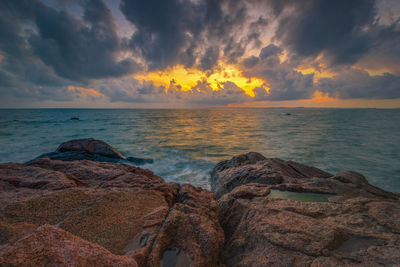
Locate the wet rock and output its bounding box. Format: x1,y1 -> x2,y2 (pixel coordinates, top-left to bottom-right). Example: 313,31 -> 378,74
213,152 -> 400,266
27,138 -> 154,166
0,157 -> 224,266
57,138 -> 125,158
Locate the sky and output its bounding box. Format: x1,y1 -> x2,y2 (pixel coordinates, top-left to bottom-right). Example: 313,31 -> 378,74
0,0 -> 400,108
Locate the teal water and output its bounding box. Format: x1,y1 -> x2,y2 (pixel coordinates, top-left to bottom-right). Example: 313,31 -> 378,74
0,108 -> 399,192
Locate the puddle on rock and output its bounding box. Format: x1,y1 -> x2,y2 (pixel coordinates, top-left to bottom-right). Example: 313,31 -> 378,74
160,247 -> 191,267
267,189 -> 335,202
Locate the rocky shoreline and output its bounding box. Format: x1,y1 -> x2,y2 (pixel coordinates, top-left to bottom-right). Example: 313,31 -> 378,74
1,139 -> 399,266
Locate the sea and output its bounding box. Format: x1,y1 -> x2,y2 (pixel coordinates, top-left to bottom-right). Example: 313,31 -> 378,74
0,108 -> 399,192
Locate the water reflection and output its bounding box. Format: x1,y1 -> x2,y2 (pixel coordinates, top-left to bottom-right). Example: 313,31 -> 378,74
0,108 -> 399,191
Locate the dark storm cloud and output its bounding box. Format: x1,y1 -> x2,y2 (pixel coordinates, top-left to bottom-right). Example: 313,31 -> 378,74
356,19 -> 400,75
244,44 -> 314,100
0,2 -> 69,99
317,69 -> 400,99
120,0 -> 258,70
200,46 -> 220,71
30,0 -> 141,80
0,0 -> 141,89
271,0 -> 376,65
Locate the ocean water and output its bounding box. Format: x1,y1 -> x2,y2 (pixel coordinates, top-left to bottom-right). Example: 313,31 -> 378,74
0,108 -> 399,192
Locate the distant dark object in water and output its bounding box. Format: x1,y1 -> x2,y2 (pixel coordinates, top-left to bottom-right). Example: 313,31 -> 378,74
27,138 -> 153,166
285,113 -> 291,116
127,156 -> 154,165
70,117 -> 79,120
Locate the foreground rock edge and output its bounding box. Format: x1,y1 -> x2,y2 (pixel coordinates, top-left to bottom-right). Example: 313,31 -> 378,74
0,157 -> 223,266
0,145 -> 399,266
212,152 -> 400,266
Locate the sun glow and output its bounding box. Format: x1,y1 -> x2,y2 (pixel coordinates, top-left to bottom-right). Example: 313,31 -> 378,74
301,91 -> 339,103
295,66 -> 336,81
67,86 -> 104,98
134,63 -> 269,97
353,65 -> 396,76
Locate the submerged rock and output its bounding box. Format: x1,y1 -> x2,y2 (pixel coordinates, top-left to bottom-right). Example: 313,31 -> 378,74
0,158 -> 224,266
27,138 -> 153,166
212,152 -> 400,266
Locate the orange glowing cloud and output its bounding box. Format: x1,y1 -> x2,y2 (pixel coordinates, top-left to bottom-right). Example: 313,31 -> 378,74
134,63 -> 269,97
353,65 -> 396,76
301,91 -> 339,103
67,86 -> 104,98
295,65 -> 336,82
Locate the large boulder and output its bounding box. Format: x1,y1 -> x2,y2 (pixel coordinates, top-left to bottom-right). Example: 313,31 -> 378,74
27,138 -> 154,165
0,158 -> 224,266
56,138 -> 125,159
211,152 -> 332,198
212,152 -> 400,266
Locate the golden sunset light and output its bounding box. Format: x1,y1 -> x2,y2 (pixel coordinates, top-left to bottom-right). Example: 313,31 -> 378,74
67,86 -> 105,98
295,65 -> 337,82
134,63 -> 269,97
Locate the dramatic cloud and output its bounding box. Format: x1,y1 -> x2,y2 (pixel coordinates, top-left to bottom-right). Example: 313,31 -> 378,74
317,69 -> 400,99
243,44 -> 314,100
120,0 -> 262,70
272,0 -> 376,65
0,0 -> 399,107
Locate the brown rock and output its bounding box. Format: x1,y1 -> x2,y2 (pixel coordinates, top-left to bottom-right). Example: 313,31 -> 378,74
211,152 -> 332,198
0,224 -> 138,267
213,153 -> 400,266
0,221 -> 37,249
0,163 -> 78,211
146,184 -> 224,267
0,157 -> 224,266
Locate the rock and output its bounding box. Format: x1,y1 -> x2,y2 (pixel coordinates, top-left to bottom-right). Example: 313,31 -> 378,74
2,146 -> 399,266
212,152 -> 400,266
0,224 -> 139,267
0,221 -> 37,249
145,184 -> 224,267
56,138 -> 125,159
211,152 -> 332,198
0,158 -> 224,266
27,138 -> 154,166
